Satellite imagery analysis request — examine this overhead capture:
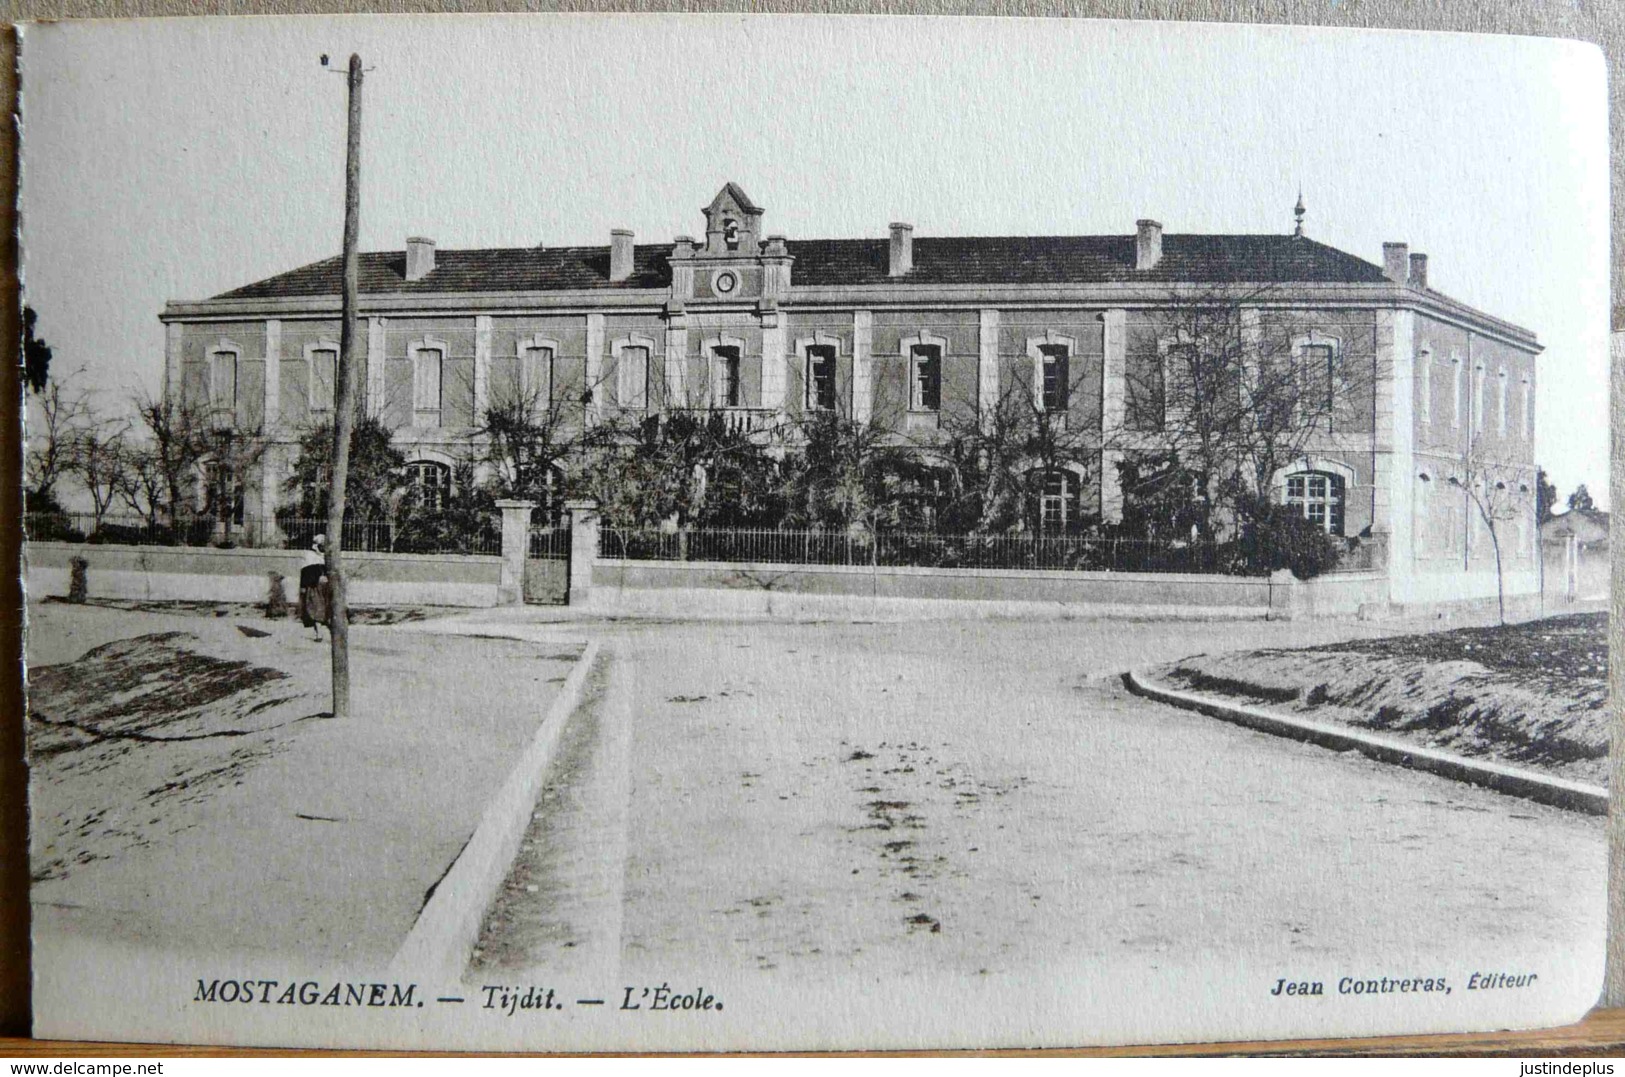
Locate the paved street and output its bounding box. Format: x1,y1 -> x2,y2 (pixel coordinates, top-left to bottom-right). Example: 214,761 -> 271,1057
467,615 -> 1605,985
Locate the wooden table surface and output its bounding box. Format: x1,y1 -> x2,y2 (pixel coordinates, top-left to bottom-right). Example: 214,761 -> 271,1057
1,1008 -> 1624,1057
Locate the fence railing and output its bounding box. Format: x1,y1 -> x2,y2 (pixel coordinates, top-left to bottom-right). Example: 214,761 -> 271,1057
25,512 -> 502,557
598,526 -> 1252,575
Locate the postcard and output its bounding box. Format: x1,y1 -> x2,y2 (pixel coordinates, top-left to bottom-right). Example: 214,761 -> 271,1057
18,13 -> 1612,1050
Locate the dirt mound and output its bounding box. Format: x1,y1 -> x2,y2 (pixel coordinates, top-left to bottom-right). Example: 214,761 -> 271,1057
29,631 -> 322,882
1158,619 -> 1609,785
29,632 -> 299,756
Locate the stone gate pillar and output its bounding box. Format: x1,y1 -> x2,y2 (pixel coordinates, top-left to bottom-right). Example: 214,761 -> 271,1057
564,498 -> 600,608
495,499 -> 535,606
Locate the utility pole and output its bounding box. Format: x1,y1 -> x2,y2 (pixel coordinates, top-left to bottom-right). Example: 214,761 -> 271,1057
326,52 -> 363,718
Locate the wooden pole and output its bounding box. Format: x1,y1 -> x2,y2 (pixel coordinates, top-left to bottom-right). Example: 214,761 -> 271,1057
326,53 -> 363,718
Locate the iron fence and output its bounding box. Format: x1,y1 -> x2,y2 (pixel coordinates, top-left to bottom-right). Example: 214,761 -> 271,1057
528,525 -> 572,560
25,512 -> 502,557
598,526 -> 1248,574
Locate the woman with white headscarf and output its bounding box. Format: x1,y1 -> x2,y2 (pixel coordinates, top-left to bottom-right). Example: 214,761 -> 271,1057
298,534 -> 332,640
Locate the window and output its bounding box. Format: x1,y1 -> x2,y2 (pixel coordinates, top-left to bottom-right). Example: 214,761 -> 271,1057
1450,356 -> 1463,429
413,344 -> 444,427
714,346 -> 742,408
1035,469 -> 1079,532
723,217 -> 740,250
893,467 -> 948,530
309,347 -> 337,412
806,345 -> 837,411
1283,470 -> 1346,536
1040,344 -> 1070,412
1522,376 -> 1533,440
1497,369 -> 1508,435
911,344 -> 941,412
1418,349 -> 1432,424
1471,363 -> 1485,434
618,345 -> 649,409
522,345 -> 554,407
1128,349 -> 1171,431
1298,342 -> 1336,426
209,348 -> 239,413
407,460 -> 452,512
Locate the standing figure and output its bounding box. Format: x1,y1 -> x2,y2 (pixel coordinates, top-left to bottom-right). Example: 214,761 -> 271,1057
298,534 -> 332,641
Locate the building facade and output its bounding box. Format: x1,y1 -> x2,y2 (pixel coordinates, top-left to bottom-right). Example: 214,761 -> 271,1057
160,183 -> 1542,605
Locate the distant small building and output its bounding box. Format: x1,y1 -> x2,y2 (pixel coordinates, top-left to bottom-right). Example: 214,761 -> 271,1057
1542,507 -> 1609,602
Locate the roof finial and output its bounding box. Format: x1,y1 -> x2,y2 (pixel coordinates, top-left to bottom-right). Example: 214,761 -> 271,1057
1293,190 -> 1306,237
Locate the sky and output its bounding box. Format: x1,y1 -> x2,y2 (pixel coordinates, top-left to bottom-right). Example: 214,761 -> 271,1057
18,14 -> 1613,504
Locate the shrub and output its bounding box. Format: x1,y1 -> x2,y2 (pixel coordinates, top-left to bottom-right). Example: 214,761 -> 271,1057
1234,499 -> 1344,579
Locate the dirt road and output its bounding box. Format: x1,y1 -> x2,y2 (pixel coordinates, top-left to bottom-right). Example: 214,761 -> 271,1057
473,617 -> 1604,983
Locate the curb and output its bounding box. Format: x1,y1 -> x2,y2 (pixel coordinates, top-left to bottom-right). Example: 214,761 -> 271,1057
1122,668 -> 1608,816
389,638 -> 603,981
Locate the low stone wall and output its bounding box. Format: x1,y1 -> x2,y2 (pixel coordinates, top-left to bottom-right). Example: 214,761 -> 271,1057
588,558 -> 1285,620
26,542 -> 503,608
1292,572 -> 1390,619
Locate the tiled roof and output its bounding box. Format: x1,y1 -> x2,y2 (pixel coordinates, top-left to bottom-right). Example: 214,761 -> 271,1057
212,233 -> 1391,300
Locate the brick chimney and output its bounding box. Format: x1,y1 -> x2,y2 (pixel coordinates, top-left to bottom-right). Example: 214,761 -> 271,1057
1408,252 -> 1429,290
405,237 -> 435,282
888,223 -> 914,277
1135,220 -> 1163,271
609,229 -> 635,282
1382,242 -> 1409,283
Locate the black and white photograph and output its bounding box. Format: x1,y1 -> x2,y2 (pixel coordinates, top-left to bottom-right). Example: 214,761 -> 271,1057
17,13 -> 1613,1051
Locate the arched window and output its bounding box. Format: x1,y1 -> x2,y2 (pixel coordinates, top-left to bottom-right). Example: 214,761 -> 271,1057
406,459 -> 452,512
1283,470 -> 1346,536
806,345 -> 837,411
1033,468 -> 1081,533
890,466 -> 949,530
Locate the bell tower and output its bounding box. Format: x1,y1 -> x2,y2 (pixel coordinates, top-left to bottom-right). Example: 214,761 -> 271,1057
668,183 -> 792,311
702,182 -> 764,255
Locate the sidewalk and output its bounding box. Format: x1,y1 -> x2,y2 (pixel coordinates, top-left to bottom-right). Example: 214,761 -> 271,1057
29,601 -> 588,966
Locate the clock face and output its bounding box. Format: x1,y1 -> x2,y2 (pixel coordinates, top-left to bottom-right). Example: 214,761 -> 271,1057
713,270 -> 738,296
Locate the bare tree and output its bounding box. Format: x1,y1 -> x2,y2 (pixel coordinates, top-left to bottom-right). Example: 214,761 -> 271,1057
938,357 -> 1102,534
1455,433 -> 1536,624
130,391 -> 208,528
114,441 -> 170,531
196,423 -> 269,545
1119,284 -> 1384,545
68,418 -> 130,532
476,362 -> 589,518
26,375 -> 88,509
